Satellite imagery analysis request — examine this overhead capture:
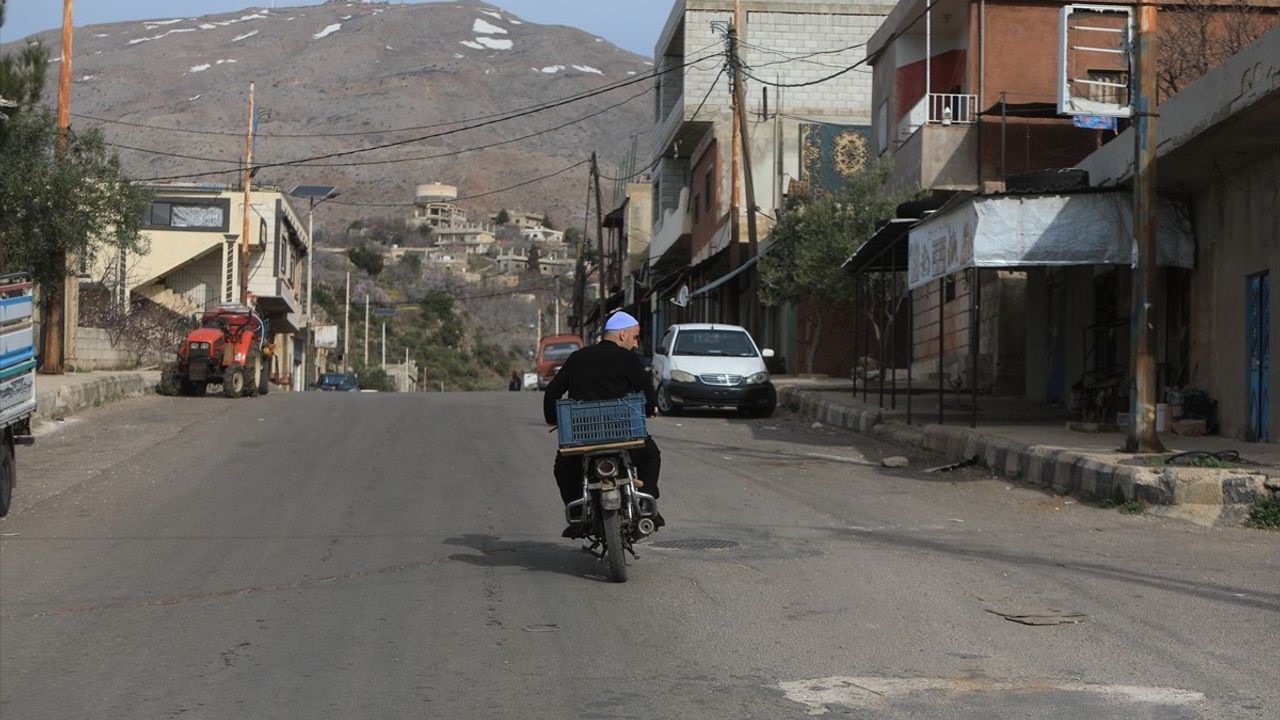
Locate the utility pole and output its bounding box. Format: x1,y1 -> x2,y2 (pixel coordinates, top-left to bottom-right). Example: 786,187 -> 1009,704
363,293 -> 370,367
572,170 -> 591,338
1125,3 -> 1164,453
41,0 -> 76,374
239,81 -> 255,305
404,348 -> 409,392
729,7 -> 761,338
554,275 -> 561,335
381,321 -> 386,371
591,152 -> 606,338
343,271 -> 350,372
726,6 -> 743,326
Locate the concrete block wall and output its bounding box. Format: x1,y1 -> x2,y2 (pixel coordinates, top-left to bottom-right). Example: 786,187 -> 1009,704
73,327 -> 138,371
684,10 -> 733,114
745,10 -> 887,119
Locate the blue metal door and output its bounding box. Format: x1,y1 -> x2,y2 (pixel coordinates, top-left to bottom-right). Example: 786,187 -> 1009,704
1247,272 -> 1270,442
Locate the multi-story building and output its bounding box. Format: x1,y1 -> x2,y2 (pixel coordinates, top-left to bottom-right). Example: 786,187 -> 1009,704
845,3 -> 1279,435
433,225 -> 497,255
407,182 -> 467,231
854,0 -> 1140,392
93,182 -> 309,388
645,0 -> 893,364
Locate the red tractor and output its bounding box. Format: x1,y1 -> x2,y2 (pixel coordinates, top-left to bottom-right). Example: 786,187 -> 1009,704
164,304 -> 272,398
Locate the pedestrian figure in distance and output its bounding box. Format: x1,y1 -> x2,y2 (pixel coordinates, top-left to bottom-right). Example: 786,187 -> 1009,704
509,371 -> 522,391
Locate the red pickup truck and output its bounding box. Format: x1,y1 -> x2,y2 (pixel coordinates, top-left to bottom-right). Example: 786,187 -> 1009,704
535,334 -> 583,390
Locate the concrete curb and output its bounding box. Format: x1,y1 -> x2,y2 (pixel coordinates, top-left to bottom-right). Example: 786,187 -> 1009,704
777,386 -> 1273,512
34,373 -> 157,425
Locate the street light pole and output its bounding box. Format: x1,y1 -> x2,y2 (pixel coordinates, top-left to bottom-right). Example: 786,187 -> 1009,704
306,199 -> 315,388
290,185 -> 338,390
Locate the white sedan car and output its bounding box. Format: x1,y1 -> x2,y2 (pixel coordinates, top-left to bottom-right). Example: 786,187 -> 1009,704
650,323 -> 777,417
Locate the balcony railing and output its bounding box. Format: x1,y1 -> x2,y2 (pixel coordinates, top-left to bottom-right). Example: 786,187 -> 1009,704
897,93 -> 979,142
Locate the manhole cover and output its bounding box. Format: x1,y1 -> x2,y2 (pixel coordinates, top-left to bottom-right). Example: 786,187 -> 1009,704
650,538 -> 740,550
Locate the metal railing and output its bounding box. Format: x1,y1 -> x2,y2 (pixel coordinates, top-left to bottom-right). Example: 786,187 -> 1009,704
927,93 -> 978,124
897,93 -> 980,142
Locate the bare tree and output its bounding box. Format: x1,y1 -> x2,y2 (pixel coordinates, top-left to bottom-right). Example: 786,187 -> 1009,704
1158,0 -> 1278,101
78,251 -> 191,368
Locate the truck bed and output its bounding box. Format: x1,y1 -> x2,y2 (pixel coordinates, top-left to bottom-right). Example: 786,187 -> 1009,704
0,274 -> 36,430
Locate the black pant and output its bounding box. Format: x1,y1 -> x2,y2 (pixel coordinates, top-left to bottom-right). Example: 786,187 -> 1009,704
554,436 -> 661,505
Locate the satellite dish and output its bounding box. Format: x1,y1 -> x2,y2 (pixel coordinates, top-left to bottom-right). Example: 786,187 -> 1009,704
672,284 -> 690,308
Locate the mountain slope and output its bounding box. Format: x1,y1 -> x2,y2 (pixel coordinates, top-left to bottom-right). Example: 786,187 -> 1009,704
5,0 -> 654,236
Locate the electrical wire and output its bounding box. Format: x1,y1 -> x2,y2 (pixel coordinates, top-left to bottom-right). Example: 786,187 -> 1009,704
597,65 -> 727,183
112,84 -> 654,170
72,40 -> 727,140
740,0 -> 941,89
136,51 -> 723,182
326,159 -> 589,209
740,39 -> 871,72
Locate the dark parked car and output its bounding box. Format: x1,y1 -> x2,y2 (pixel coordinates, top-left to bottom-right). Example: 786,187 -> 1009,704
314,372 -> 359,392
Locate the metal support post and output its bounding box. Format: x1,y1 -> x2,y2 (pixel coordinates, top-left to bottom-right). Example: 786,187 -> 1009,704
939,276 -> 946,425
907,287 -> 914,425
891,268 -> 899,411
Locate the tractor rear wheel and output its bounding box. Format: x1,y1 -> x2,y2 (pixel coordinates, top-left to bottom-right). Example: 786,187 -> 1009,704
222,363 -> 247,398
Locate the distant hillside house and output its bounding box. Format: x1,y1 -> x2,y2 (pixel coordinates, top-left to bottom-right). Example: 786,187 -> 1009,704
491,210 -> 547,230
521,226 -> 564,245
433,225 -> 497,255
407,182 -> 467,231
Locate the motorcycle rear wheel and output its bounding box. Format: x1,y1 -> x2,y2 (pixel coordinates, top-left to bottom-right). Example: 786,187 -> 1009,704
602,509 -> 628,583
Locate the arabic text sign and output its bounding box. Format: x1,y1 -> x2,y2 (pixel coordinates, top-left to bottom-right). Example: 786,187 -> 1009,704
908,205 -> 977,289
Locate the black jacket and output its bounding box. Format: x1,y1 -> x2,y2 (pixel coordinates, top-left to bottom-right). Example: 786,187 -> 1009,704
543,340 -> 657,425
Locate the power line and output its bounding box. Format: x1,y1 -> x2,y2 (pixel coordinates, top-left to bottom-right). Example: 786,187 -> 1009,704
597,66 -> 727,183
112,85 -> 654,170
136,51 -> 724,183
741,0 -> 940,88
72,40 -> 728,140
327,159 -> 589,209
740,39 -> 870,72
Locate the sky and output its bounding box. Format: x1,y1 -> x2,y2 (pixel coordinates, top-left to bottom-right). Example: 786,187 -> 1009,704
0,1 -> 668,57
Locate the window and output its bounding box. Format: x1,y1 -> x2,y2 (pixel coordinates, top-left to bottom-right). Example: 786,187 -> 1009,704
1086,69 -> 1129,108
944,275 -> 957,302
657,330 -> 674,355
876,100 -> 889,155
704,167 -> 714,212
143,199 -> 229,231
672,329 -> 757,358
693,192 -> 700,222
259,218 -> 268,248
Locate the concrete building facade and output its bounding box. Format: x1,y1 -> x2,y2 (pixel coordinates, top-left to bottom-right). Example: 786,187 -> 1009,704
89,183 -> 309,388
645,0 -> 893,370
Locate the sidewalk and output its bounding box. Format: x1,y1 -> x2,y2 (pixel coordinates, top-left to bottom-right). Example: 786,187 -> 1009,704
774,378 -> 1280,526
34,369 -> 162,425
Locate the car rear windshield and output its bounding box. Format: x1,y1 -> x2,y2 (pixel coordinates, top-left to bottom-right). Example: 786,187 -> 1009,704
542,342 -> 580,360
672,330 -> 757,357
319,373 -> 353,385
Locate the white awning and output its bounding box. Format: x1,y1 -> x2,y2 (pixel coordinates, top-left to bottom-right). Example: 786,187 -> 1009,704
907,192 -> 1195,289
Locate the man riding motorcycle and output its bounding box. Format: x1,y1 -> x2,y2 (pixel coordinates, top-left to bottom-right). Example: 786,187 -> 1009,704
543,311 -> 663,538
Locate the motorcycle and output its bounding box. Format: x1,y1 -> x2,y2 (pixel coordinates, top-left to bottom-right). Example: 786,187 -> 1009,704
555,394 -> 658,583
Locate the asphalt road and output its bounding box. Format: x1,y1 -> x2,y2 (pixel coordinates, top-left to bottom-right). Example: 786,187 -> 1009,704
2,392 -> 1277,719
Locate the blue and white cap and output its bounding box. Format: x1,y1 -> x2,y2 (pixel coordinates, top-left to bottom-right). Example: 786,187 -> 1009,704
604,311 -> 639,332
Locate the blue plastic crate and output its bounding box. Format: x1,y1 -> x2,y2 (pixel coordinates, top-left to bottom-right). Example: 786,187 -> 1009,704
556,393 -> 647,447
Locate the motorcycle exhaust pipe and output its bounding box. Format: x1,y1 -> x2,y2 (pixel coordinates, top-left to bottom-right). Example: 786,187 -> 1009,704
636,517 -> 656,536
